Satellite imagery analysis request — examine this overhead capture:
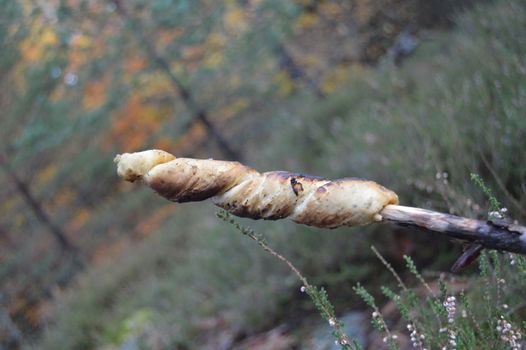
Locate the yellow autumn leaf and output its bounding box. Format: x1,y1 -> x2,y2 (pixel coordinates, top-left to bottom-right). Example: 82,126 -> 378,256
70,33 -> 93,49
20,27 -> 58,62
298,53 -> 322,69
40,27 -> 59,46
215,98 -> 249,121
295,12 -> 319,31
205,32 -> 227,49
223,5 -> 247,32
203,51 -> 224,68
273,71 -> 295,96
138,72 -> 172,97
35,164 -> 58,186
319,2 -> 341,19
142,103 -> 173,124
321,64 -> 351,93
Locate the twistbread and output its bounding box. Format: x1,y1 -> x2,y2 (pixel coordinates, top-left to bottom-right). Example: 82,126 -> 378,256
114,150 -> 399,228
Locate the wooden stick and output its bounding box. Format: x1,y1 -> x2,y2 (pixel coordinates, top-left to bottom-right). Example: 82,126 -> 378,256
380,205 -> 526,255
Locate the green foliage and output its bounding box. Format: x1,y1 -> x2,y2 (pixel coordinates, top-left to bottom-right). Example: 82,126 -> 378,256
381,286 -> 410,321
470,173 -> 501,213
354,283 -> 399,350
33,0 -> 526,349
104,308 -> 154,346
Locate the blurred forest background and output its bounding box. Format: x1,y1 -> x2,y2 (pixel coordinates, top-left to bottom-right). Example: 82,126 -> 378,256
1,0 -> 525,349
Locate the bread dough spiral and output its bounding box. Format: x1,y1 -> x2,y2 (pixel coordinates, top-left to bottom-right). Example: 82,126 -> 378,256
115,150 -> 399,228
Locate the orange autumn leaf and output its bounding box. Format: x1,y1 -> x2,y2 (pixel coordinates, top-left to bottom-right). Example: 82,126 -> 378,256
110,94 -> 166,150
19,24 -> 58,62
66,208 -> 90,233
92,239 -> 129,264
23,300 -> 49,326
82,76 -> 109,110
154,136 -> 175,150
51,188 -> 75,211
182,45 -> 205,62
157,27 -> 185,47
136,205 -> 174,238
123,56 -> 147,76
172,122 -> 207,154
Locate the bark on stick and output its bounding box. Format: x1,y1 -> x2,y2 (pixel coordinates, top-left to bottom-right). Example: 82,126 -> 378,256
380,205 -> 526,255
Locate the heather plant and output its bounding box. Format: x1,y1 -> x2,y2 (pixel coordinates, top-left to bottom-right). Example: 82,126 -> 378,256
353,247 -> 526,350
351,176 -> 526,349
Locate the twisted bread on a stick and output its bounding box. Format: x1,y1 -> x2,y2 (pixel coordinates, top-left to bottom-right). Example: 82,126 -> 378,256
114,150 -> 399,228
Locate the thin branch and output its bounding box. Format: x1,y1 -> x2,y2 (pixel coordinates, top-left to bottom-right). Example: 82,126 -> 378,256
380,205 -> 526,255
0,153 -> 83,268
274,42 -> 325,98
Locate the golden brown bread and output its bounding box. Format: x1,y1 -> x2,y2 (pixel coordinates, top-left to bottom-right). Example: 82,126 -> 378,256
114,150 -> 399,228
